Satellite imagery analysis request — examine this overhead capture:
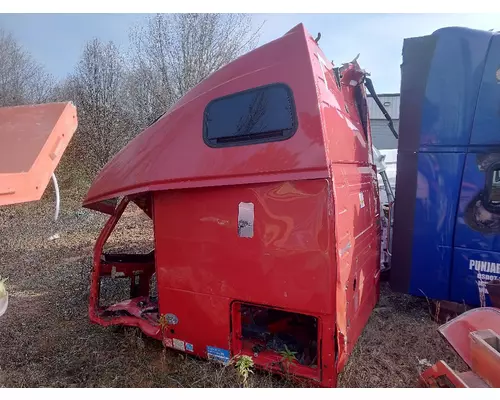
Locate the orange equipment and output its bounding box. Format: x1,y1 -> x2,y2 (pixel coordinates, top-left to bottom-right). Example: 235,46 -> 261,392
0,102 -> 77,206
0,101 -> 78,317
420,307 -> 500,388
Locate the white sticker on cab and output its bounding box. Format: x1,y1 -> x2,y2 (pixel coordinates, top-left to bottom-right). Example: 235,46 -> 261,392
173,338 -> 185,351
238,202 -> 254,238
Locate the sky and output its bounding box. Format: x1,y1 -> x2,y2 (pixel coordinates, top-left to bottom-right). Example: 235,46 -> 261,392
0,13 -> 499,93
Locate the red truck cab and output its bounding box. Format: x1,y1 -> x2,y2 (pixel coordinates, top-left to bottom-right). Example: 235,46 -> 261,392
84,24 -> 380,387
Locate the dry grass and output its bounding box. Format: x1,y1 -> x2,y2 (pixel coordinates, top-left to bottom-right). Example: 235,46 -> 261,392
0,187 -> 465,388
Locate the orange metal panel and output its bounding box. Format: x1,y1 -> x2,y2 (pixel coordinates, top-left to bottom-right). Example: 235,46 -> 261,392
420,360 -> 491,388
469,329 -> 500,387
419,360 -> 468,387
439,307 -> 500,367
457,371 -> 490,388
0,102 -> 77,206
421,309 -> 500,389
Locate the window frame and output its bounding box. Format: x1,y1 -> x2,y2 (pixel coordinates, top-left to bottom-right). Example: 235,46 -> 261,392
484,161 -> 500,214
202,82 -> 299,148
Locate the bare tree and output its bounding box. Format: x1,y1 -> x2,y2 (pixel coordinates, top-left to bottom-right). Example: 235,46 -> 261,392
121,63 -> 165,133
126,13 -> 262,129
68,38 -> 133,174
0,29 -> 54,107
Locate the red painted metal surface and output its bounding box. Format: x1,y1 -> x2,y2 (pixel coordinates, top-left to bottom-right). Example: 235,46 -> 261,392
155,181 -> 332,313
0,102 -> 77,206
85,23 -> 380,387
88,196 -> 161,341
84,24 -> 347,212
439,307 -> 500,368
419,360 -> 468,387
153,180 -> 335,384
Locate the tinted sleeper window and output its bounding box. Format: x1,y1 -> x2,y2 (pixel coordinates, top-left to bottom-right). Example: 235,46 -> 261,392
490,168 -> 500,207
203,83 -> 297,147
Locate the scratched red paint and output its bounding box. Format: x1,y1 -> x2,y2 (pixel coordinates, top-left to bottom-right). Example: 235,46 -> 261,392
84,24 -> 380,387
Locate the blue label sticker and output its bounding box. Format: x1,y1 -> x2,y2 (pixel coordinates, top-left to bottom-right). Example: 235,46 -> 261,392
206,346 -> 230,363
185,343 -> 194,352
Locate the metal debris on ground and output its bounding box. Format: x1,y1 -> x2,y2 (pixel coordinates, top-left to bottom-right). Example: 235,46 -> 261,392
48,233 -> 61,241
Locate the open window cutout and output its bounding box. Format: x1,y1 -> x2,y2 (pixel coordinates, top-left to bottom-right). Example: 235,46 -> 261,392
103,200 -> 154,255
238,304 -> 318,368
98,197 -> 158,313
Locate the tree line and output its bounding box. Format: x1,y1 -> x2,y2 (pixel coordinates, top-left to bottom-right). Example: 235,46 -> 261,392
0,14 -> 261,181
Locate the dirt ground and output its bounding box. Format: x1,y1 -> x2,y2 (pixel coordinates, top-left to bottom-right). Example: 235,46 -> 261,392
0,186 -> 466,388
